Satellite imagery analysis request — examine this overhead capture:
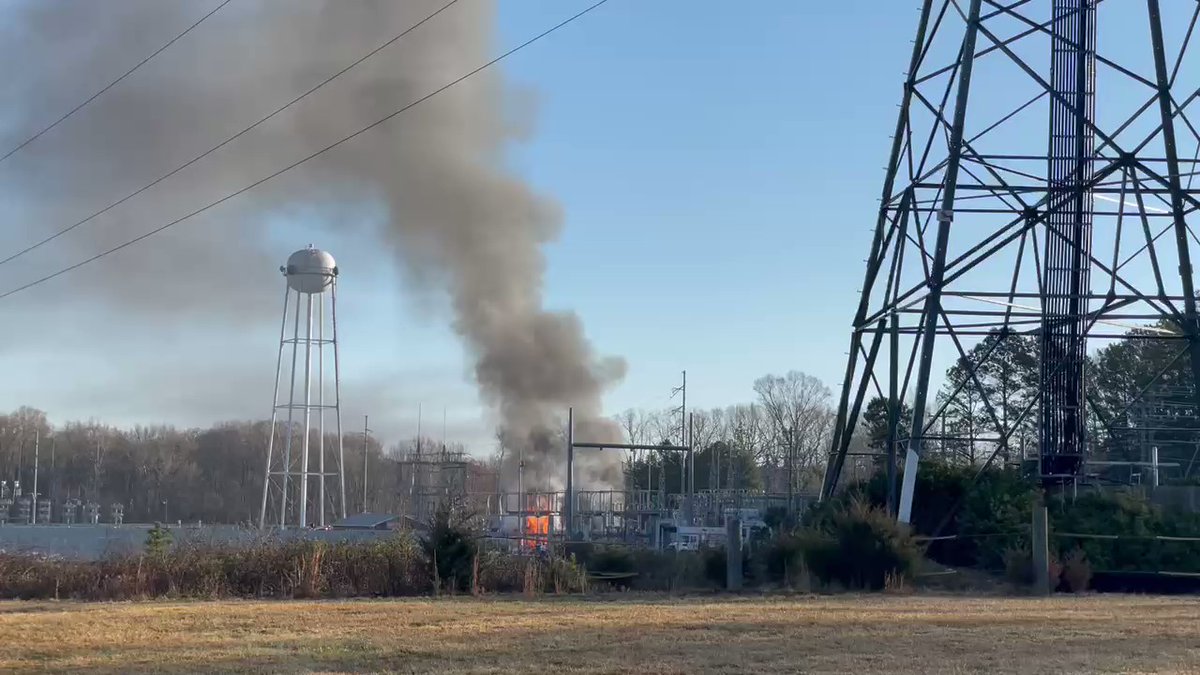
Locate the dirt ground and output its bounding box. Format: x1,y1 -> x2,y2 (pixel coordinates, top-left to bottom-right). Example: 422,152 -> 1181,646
0,594 -> 1196,674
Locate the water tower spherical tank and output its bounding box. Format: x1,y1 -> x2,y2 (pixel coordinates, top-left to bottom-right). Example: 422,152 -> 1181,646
284,247 -> 337,294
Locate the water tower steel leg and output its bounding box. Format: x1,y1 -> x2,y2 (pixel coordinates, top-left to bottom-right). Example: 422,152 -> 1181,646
299,293 -> 315,529
332,280 -> 347,519
260,284 -> 292,529
281,290 -> 304,528
318,295 -> 326,528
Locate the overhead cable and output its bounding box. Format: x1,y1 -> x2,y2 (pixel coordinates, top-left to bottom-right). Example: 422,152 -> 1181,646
0,0 -> 233,167
0,0 -> 611,302
0,0 -> 461,269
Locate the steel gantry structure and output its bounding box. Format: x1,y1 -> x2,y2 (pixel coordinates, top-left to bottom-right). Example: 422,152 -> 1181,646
820,0 -> 1200,522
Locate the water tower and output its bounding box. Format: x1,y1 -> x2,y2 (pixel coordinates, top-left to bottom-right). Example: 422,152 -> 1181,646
259,246 -> 347,529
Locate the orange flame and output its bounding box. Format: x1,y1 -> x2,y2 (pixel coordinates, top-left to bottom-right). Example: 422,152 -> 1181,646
524,515 -> 550,549
521,494 -> 552,550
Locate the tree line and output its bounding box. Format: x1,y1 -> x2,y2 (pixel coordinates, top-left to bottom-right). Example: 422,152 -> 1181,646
615,371 -> 836,497
860,323 -> 1200,484
2,324 -> 1182,526
0,371 -> 844,524
0,407 -> 493,525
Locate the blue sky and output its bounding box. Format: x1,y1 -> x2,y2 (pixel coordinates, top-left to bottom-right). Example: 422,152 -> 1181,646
333,0 -> 907,436
491,1 -> 901,411
3,1 -> 1182,453
0,1 -> 958,450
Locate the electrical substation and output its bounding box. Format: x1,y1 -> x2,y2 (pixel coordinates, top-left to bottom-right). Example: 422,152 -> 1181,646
382,426 -> 797,552
2,0 -> 1200,575
9,1 -> 1200,668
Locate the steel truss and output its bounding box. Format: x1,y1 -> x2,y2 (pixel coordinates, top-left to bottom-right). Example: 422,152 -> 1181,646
820,0 -> 1200,522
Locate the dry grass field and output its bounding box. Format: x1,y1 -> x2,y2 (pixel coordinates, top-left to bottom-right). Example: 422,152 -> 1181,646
0,594 -> 1197,674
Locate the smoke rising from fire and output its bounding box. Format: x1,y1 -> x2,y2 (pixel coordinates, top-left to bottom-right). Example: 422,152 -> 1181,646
0,0 -> 625,487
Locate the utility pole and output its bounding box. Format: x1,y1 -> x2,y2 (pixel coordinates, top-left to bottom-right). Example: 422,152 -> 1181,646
671,370 -> 687,498
361,415 -> 371,514
518,443 -> 525,543
94,438 -> 102,502
49,436 -> 56,503
687,412 -> 695,524
565,408 -> 574,539
31,430 -> 39,524
787,436 -> 794,516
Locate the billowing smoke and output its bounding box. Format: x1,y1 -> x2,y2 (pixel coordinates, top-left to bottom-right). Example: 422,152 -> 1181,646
0,0 -> 625,488
312,1 -> 630,491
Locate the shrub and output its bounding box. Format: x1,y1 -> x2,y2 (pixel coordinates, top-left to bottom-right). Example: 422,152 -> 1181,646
1060,547 -> 1091,593
953,469 -> 1036,569
818,459 -> 1036,570
421,504 -> 479,594
145,524 -> 173,558
546,554 -> 588,594
882,570 -> 908,594
475,548 -> 525,593
588,545 -> 635,575
760,532 -> 806,586
522,558 -> 543,597
1002,544 -> 1063,590
1003,545 -> 1035,585
801,499 -> 921,590
0,532 -> 432,601
702,547 -> 727,587
1046,491 -> 1200,575
701,545 -> 754,589
619,549 -> 706,591
762,506 -> 797,532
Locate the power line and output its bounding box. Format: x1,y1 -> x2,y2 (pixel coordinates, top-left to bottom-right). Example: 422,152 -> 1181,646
0,0 -> 232,167
0,0 -> 611,302
0,0 -> 461,269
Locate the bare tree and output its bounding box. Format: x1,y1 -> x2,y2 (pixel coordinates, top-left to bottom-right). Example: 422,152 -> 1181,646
753,371 -> 834,501
688,408 -> 723,490
616,409 -> 647,444
724,403 -> 766,490
614,408 -> 646,459
644,409 -> 681,494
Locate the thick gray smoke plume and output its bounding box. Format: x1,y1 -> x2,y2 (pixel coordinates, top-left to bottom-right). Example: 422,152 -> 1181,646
0,0 -> 624,488
313,1 -> 630,490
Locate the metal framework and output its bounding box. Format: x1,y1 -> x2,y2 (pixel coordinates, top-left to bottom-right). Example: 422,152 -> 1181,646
396,444 -> 468,523
567,437 -> 693,536
1113,383 -> 1200,482
259,251 -> 347,529
821,0 -> 1200,522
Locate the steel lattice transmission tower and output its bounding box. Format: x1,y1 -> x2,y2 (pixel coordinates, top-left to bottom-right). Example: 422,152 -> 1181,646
820,0 -> 1200,522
